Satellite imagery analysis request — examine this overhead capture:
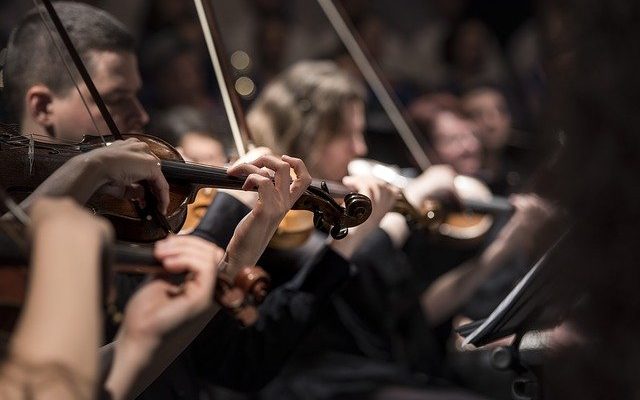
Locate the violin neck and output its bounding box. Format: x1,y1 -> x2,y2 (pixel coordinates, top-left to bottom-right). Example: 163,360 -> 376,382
160,160 -> 246,190
462,197 -> 514,215
310,179 -> 352,198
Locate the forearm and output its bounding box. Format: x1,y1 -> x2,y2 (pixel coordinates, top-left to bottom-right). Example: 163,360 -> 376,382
10,223 -> 103,384
104,305 -> 220,400
21,155 -> 106,209
422,240 -> 510,326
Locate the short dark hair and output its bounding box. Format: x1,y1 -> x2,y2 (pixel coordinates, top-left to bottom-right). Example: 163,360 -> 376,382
3,1 -> 135,121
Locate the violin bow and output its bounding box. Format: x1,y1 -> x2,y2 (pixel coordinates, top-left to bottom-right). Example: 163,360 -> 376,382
193,0 -> 254,157
316,0 -> 434,171
33,0 -> 173,234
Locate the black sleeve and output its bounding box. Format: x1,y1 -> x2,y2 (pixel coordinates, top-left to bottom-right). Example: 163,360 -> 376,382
191,192 -> 250,248
351,228 -> 424,321
192,245 -> 351,392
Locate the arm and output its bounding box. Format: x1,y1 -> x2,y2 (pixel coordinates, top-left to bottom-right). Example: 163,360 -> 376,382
2,198 -> 112,399
422,194 -> 556,326
103,236 -> 223,400
103,155 -> 312,399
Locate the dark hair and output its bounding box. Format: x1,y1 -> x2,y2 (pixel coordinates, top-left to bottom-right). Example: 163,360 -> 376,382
3,1 -> 135,121
151,106 -> 221,147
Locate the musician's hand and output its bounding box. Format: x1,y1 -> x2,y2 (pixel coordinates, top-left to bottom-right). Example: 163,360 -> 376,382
88,138 -> 170,215
224,154 -> 311,272
332,176 -> 400,258
404,165 -> 458,210
222,147 -> 274,208
117,235 -> 223,350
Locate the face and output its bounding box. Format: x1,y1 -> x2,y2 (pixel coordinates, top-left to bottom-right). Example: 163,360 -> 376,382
312,100 -> 368,181
462,89 -> 511,151
179,132 -> 227,166
46,50 -> 149,141
431,111 -> 481,176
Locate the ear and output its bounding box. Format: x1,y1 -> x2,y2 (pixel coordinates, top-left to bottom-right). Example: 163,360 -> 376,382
24,85 -> 55,128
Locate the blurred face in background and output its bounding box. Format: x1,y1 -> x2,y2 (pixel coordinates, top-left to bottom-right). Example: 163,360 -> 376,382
462,88 -> 511,152
179,132 -> 227,166
431,111 -> 481,175
312,100 -> 368,181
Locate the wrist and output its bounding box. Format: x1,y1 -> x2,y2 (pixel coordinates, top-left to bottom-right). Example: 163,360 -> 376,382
105,332 -> 158,400
80,151 -> 111,188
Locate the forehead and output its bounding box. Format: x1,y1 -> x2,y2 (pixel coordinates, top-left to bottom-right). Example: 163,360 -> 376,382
464,90 -> 504,109
434,112 -> 472,135
86,50 -> 141,92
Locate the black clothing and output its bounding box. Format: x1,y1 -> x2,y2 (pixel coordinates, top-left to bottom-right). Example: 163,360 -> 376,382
258,227 -> 452,400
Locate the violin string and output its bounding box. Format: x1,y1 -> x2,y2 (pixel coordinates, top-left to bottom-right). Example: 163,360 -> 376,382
32,0 -> 106,146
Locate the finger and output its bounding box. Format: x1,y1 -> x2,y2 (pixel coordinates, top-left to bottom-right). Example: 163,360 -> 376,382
154,235 -> 219,259
243,174 -> 275,199
121,183 -> 145,202
251,155 -> 290,195
227,163 -> 272,179
146,165 -> 170,215
282,155 -> 311,200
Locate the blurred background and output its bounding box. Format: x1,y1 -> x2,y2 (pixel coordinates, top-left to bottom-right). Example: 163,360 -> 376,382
0,0 -> 541,168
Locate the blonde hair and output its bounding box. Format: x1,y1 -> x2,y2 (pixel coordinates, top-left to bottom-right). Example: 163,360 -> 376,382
247,61 -> 366,166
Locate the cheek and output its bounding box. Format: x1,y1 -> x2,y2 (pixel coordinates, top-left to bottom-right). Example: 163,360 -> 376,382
317,143 -> 350,180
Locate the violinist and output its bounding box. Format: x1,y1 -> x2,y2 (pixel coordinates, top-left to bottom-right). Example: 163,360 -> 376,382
241,60 -> 492,399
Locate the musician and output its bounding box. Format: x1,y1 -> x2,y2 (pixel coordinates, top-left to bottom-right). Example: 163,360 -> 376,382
240,60 -> 483,399
461,85 -> 525,195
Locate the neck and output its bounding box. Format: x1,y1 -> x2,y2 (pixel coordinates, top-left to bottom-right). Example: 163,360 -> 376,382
19,118 -> 57,143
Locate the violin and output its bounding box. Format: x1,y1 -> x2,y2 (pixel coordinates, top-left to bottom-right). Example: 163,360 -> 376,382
312,160 -> 513,247
0,133 -> 372,242
0,218 -> 271,329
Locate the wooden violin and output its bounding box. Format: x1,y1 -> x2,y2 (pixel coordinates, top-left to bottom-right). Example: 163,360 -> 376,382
0,132 -> 372,242
0,218 -> 271,329
313,159 -> 513,247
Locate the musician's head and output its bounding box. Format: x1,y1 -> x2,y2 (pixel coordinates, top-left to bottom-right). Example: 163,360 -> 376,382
409,94 -> 481,175
4,2 -> 148,141
248,60 -> 367,181
461,85 -> 512,153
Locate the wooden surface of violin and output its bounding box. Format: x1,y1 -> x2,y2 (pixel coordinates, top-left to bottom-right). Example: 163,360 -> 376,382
0,223 -> 271,329
0,133 -> 373,242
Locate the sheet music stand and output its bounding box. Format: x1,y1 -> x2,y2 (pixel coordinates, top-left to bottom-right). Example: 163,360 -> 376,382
456,232 -> 570,400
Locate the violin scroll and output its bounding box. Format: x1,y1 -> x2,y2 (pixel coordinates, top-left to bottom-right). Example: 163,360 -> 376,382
215,266 -> 270,326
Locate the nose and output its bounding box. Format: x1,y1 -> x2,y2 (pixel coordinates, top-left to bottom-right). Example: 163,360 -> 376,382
129,98 -> 150,131
352,131 -> 368,157
463,132 -> 481,154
